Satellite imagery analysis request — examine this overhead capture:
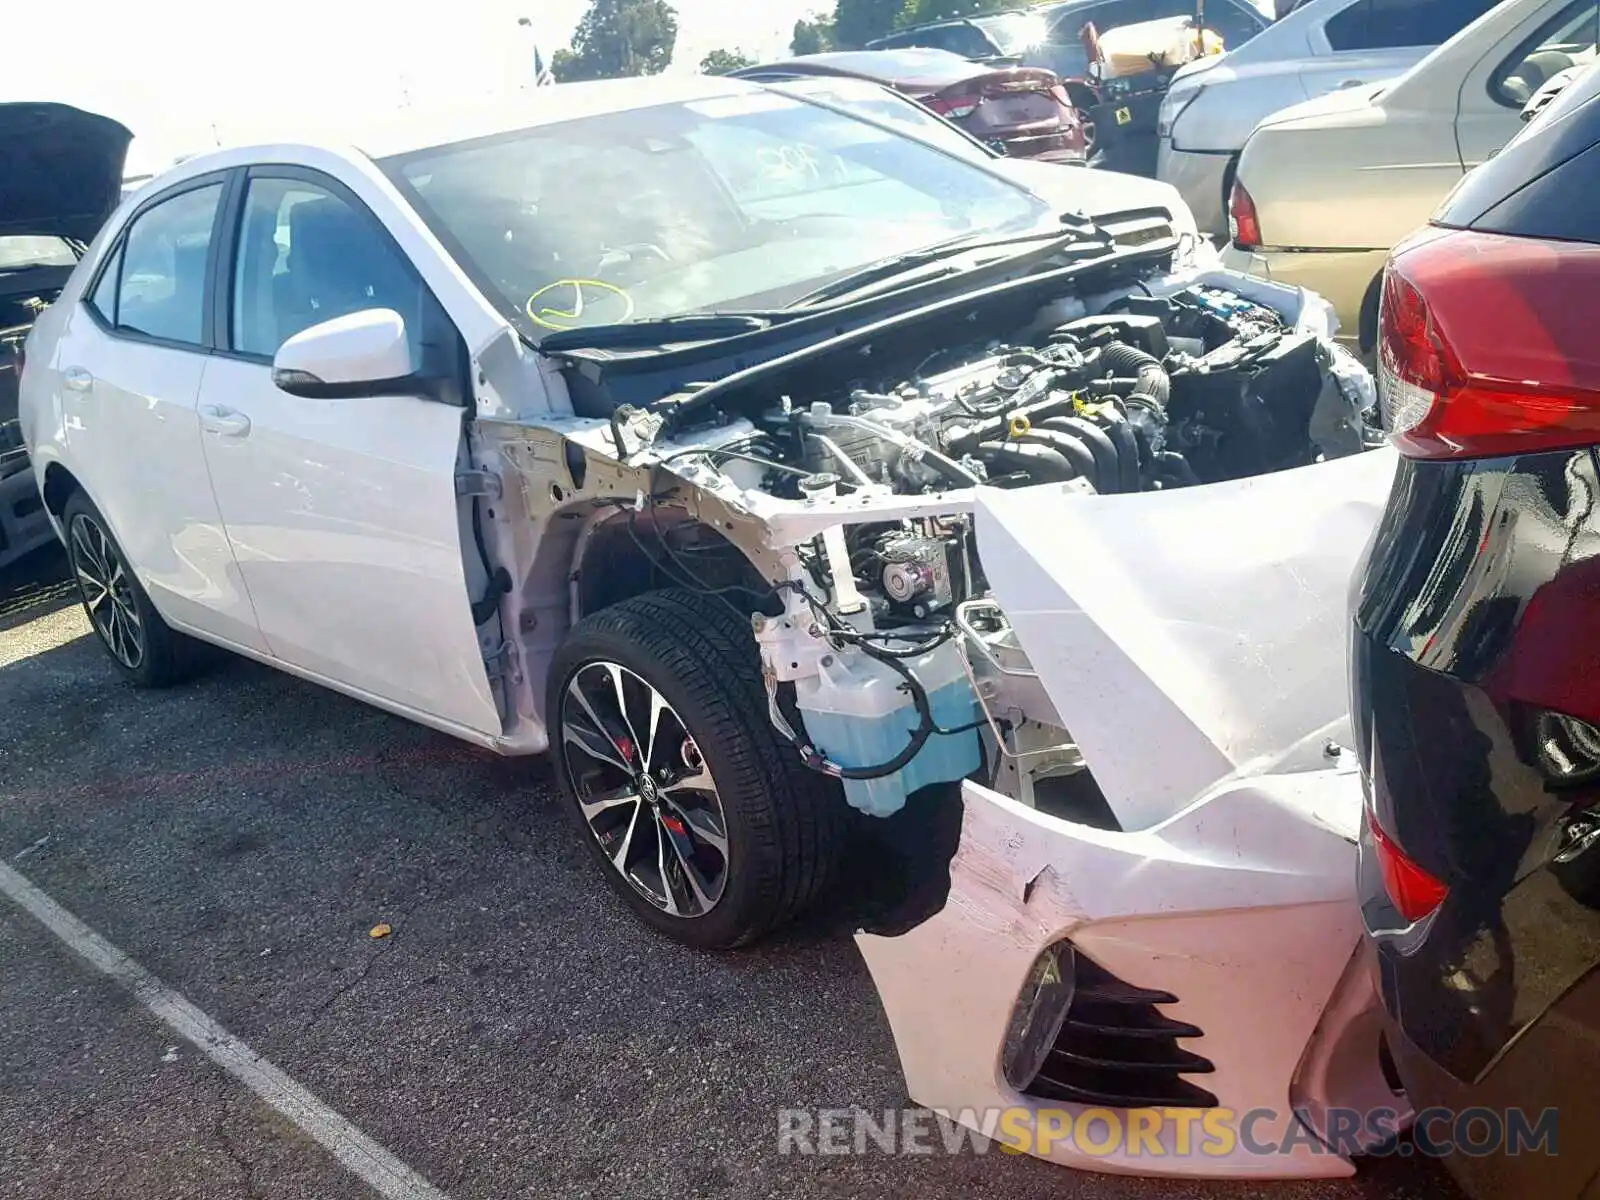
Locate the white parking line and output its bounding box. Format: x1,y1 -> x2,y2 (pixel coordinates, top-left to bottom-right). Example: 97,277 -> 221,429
0,860 -> 451,1200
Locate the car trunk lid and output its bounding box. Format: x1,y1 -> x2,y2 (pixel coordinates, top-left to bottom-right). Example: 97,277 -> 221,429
0,102 -> 132,241
914,68 -> 1066,130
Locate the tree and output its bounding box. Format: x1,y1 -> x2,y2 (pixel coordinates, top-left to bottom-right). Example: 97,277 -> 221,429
552,0 -> 679,81
699,47 -> 754,74
832,0 -> 904,48
791,15 -> 835,55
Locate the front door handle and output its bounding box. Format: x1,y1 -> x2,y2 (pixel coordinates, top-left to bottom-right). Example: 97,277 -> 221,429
1338,78 -> 1367,90
61,366 -> 93,392
199,404 -> 252,438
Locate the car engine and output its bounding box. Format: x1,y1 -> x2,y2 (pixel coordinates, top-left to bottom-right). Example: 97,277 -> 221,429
627,280 -> 1377,816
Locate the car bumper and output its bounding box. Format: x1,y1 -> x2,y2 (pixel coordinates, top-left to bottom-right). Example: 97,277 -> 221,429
855,768 -> 1404,1179
1218,245 -> 1389,350
1156,141 -> 1230,239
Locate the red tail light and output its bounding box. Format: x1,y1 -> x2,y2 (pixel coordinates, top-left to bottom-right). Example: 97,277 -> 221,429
924,95 -> 980,120
1379,227 -> 1600,460
1229,179 -> 1262,251
1367,808 -> 1448,923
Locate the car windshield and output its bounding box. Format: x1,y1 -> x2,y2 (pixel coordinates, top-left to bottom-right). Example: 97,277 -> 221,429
0,236 -> 78,273
379,91 -> 1048,341
974,11 -> 1053,54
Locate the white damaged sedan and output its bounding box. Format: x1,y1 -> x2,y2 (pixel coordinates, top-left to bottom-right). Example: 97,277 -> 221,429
21,75 -> 1397,1178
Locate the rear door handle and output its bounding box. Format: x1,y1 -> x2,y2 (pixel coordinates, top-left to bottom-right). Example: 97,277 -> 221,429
61,366 -> 93,392
199,404 -> 252,438
1338,78 -> 1367,89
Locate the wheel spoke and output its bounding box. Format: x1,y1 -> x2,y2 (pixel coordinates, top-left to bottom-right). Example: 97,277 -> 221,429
603,664 -> 645,763
565,674 -> 632,771
77,569 -> 108,610
579,783 -> 641,822
665,798 -> 728,858
663,765 -> 715,797
661,816 -> 717,912
563,714 -> 631,773
610,795 -> 643,871
642,687 -> 671,775
654,816 -> 683,916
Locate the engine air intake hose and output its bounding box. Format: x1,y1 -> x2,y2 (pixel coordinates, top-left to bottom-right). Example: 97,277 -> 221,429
1098,341 -> 1170,411
1040,417 -> 1121,492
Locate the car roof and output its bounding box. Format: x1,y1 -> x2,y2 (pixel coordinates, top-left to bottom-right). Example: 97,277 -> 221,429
743,49 -> 993,86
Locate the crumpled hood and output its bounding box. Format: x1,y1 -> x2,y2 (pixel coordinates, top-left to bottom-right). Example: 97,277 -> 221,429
974,447 -> 1398,832
0,103 -> 132,241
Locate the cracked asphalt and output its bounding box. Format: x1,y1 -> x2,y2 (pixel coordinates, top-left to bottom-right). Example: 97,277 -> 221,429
0,545 -> 1462,1200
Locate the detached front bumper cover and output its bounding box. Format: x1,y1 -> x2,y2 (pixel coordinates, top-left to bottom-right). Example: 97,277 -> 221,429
856,449 -> 1408,1179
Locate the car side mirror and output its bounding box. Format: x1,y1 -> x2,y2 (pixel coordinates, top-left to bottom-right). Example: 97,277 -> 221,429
271,308 -> 416,399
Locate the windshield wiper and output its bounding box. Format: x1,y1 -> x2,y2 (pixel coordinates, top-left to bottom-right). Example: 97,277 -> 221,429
538,312 -> 774,352
784,225 -> 1102,311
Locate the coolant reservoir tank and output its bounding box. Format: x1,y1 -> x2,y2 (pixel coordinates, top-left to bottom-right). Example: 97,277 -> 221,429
794,642 -> 981,817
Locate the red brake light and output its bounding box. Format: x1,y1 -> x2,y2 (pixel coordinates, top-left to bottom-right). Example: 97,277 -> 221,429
1367,808 -> 1448,923
1379,227 -> 1600,460
925,95 -> 980,120
1229,179 -> 1262,251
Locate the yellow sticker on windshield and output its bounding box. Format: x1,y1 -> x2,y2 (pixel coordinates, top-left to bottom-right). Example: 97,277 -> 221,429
1115,106 -> 1133,126
525,279 -> 635,331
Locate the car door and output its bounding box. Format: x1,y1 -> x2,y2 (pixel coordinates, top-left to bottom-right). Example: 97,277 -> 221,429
47,174 -> 267,651
196,167 -> 500,736
1456,0 -> 1599,168
1306,0 -> 1501,99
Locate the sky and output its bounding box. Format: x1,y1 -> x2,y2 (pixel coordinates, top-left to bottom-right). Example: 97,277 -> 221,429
7,0 -> 825,176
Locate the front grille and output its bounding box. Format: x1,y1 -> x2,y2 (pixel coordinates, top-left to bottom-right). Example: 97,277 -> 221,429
1024,953 -> 1218,1109
1095,207 -> 1177,250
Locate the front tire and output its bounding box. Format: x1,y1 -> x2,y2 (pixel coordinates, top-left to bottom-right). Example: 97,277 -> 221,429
62,490 -> 203,688
548,589 -> 850,949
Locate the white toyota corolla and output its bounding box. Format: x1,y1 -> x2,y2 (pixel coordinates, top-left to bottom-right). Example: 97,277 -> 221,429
23,74 -> 1403,1177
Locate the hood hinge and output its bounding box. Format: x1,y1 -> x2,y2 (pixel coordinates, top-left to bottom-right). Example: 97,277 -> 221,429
456,469 -> 504,500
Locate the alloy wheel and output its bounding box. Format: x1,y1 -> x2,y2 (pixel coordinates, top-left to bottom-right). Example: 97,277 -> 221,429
69,513 -> 144,671
559,661 -> 730,917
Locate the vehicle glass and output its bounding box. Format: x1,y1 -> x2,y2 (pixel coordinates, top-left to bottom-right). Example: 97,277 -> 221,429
87,243 -> 122,323
771,80 -> 994,161
0,236 -> 77,272
1323,0 -> 1501,52
382,93 -> 1047,341
1493,1 -> 1600,106
115,183 -> 223,345
883,24 -> 996,56
230,177 -> 425,361
974,11 -> 1053,54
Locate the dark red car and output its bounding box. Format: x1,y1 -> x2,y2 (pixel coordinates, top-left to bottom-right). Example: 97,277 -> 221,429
732,49 -> 1088,164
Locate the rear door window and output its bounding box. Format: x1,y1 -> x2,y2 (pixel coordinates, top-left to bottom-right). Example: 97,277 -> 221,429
1324,0 -> 1500,52
105,183 -> 223,346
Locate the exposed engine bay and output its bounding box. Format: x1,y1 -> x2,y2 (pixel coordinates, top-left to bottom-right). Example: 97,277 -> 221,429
493,267 -> 1379,824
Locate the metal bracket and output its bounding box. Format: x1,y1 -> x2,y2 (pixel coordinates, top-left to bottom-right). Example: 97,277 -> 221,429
455,469 -> 504,500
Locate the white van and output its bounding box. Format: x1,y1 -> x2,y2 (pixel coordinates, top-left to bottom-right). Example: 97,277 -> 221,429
1159,0 -> 1507,236
1221,0 -> 1596,352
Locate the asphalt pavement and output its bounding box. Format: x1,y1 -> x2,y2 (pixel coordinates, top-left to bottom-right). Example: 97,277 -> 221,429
0,544 -> 1460,1200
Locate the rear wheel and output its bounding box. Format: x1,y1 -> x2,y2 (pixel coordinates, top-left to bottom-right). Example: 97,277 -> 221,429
548,589 -> 850,948
62,490 -> 203,687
